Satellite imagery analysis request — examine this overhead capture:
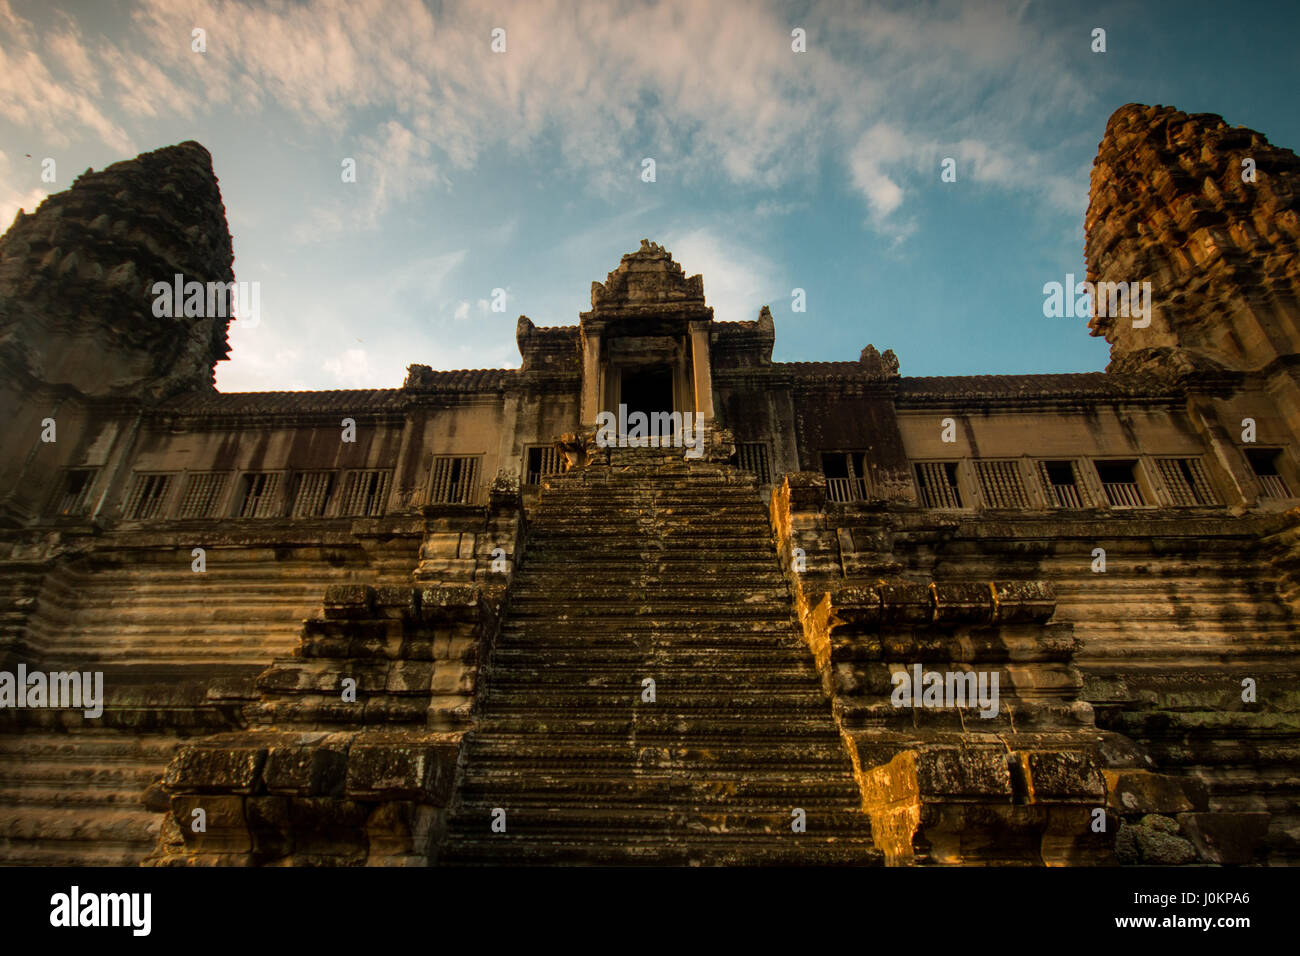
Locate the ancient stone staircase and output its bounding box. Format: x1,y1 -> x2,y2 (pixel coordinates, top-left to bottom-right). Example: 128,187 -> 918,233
0,533 -> 422,865
27,543 -> 419,671
0,732 -> 178,865
441,447 -> 880,865
1048,555 -> 1300,858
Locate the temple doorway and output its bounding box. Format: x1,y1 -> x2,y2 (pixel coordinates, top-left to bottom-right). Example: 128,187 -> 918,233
619,366 -> 675,438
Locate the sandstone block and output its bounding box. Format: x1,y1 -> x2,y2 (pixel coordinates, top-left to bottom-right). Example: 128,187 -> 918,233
170,794 -> 249,853
344,734 -> 459,802
932,582 -> 995,625
1018,750 -> 1105,803
322,585 -> 375,618
1176,812 -> 1270,864
263,733 -> 351,797
165,740 -> 267,794
992,581 -> 1056,623
1103,769 -> 1195,814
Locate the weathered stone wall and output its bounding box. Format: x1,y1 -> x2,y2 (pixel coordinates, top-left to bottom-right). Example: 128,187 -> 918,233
143,477 -> 525,866
770,472 -> 1293,864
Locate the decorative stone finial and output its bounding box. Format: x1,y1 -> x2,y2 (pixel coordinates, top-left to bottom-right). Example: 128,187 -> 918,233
588,240 -> 705,309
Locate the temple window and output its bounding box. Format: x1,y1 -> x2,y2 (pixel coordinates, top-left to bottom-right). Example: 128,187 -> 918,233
1246,448 -> 1292,499
1094,460 -> 1145,507
524,446 -> 563,487
233,473 -> 281,518
176,472 -> 229,518
122,473 -> 173,520
1037,460 -> 1089,508
431,456 -> 479,505
737,443 -> 771,485
339,470 -> 390,516
51,468 -> 97,516
290,471 -> 336,516
822,452 -> 868,502
974,460 -> 1031,508
1155,457 -> 1219,506
915,461 -> 962,509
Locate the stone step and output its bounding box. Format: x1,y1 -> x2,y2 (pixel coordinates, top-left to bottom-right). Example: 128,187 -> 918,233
498,619 -> 803,637
0,732 -> 178,864
458,775 -> 864,802
476,702 -> 833,719
487,648 -> 814,669
0,840 -> 153,867
0,807 -> 160,844
501,605 -> 794,622
506,594 -> 794,611
510,572 -> 788,590
512,553 -> 782,569
465,726 -> 848,747
527,526 -> 774,540
446,804 -> 872,834
447,455 -> 872,863
0,755 -> 162,785
484,667 -> 819,687
466,720 -> 848,746
489,642 -> 808,661
0,734 -> 181,760
461,756 -> 858,778
0,785 -> 154,809
440,838 -> 881,867
1055,601 -> 1293,622
1072,636 -> 1300,660
536,486 -> 763,498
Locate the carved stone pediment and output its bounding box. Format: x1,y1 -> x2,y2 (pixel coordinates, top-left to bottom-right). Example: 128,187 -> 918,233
590,239 -> 705,309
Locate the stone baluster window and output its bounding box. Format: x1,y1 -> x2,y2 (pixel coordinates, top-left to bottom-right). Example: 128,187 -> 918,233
524,447 -> 563,486
1094,460 -> 1145,507
122,473 -> 173,520
737,443 -> 771,485
431,456 -> 479,504
915,461 -> 962,509
822,452 -> 868,502
1037,460 -> 1089,508
176,472 -> 229,518
338,470 -> 390,516
290,471 -> 336,516
234,473 -> 281,518
974,460 -> 1030,508
1155,457 -> 1219,506
1245,448 -> 1293,500
50,468 -> 97,516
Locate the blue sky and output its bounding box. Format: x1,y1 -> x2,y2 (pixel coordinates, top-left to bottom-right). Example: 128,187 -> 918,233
2,0 -> 1298,390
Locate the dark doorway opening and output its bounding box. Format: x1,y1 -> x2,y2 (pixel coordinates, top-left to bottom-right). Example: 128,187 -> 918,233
619,366 -> 675,436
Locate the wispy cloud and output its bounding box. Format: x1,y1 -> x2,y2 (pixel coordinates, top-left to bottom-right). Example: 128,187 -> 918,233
0,1 -> 135,153
0,150 -> 49,229
0,0 -> 1171,386
217,249 -> 467,389
663,228 -> 784,325
2,0 -> 1104,238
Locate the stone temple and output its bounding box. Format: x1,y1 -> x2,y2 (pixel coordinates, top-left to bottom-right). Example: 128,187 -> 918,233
1,103 -> 1299,866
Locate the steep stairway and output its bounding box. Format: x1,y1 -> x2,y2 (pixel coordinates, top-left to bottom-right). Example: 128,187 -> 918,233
442,448 -> 880,865
0,536 -> 421,865
0,732 -> 178,865
28,542 -> 420,670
